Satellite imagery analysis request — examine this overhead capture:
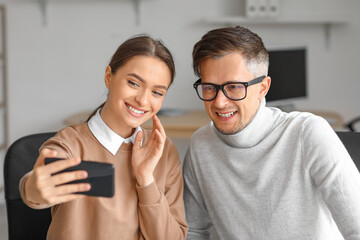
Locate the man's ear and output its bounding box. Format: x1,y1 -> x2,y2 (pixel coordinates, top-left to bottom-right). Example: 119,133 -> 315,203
104,66 -> 112,89
259,76 -> 271,100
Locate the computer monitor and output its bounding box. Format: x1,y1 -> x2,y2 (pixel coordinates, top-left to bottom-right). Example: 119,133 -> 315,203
266,47 -> 307,109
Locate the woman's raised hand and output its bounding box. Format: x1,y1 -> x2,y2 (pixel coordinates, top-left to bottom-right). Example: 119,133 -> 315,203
24,148 -> 91,206
131,115 -> 166,187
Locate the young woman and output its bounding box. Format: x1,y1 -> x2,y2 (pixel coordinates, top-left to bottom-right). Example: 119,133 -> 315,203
19,35 -> 188,240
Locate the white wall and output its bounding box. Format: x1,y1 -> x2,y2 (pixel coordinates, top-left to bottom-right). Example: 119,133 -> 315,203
3,0 -> 360,144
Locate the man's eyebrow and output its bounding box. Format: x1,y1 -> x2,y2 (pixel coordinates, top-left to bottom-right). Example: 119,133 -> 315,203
128,73 -> 168,90
202,80 -> 240,84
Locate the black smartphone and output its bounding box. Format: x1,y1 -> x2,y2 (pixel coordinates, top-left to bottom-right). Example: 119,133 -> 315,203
45,158 -> 114,198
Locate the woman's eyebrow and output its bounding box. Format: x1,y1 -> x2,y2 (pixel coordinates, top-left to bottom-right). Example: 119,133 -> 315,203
128,73 -> 145,83
128,73 -> 168,90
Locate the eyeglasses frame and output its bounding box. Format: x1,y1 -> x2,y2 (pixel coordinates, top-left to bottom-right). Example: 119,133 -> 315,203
193,75 -> 266,101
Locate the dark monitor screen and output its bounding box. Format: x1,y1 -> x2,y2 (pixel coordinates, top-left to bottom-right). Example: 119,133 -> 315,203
266,48 -> 307,103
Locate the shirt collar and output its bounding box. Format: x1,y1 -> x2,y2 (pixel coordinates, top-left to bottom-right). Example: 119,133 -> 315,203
88,108 -> 142,155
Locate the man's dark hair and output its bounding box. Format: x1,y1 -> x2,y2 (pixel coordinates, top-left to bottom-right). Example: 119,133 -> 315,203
192,26 -> 269,78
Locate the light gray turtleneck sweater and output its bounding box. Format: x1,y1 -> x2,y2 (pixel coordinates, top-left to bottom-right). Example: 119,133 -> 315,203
183,100 -> 360,240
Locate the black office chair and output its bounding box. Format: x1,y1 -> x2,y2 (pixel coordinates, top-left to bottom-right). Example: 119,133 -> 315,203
336,131 -> 360,171
345,117 -> 360,132
4,132 -> 56,240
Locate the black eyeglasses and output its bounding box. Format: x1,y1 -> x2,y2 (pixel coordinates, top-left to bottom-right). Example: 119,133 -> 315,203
193,76 -> 265,101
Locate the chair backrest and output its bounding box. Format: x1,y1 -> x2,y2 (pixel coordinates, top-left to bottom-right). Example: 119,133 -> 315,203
4,132 -> 56,240
345,117 -> 360,132
336,131 -> 360,171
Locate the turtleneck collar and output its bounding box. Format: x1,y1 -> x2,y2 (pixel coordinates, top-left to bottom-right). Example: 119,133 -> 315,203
211,98 -> 281,148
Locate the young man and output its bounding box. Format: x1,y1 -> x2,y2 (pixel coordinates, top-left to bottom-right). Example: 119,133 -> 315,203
183,26 -> 360,240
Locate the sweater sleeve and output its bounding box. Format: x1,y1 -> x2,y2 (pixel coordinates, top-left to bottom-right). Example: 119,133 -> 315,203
136,140 -> 188,240
183,146 -> 212,240
303,116 -> 360,239
19,172 -> 53,209
19,135 -> 74,209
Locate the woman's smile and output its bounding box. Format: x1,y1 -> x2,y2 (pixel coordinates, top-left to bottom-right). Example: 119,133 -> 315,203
125,103 -> 148,117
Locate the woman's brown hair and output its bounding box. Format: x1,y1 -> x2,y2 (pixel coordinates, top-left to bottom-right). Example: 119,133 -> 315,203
87,34 -> 175,121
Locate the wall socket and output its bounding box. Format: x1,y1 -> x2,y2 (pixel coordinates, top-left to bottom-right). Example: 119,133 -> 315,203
245,0 -> 280,18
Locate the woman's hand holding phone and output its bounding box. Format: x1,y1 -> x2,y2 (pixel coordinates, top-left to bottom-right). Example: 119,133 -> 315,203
131,115 -> 166,187
24,148 -> 91,206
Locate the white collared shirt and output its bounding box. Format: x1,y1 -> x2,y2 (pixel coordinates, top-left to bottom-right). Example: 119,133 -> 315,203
88,109 -> 142,155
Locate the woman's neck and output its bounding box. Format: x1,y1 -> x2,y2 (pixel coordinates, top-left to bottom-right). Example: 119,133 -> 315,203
100,104 -> 135,139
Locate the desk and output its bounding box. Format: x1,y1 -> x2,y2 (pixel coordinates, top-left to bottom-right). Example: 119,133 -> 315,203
64,109 -> 343,138
143,110 -> 344,136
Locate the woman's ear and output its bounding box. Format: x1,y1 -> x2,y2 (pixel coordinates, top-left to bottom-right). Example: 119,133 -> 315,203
104,66 -> 112,89
259,76 -> 271,100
